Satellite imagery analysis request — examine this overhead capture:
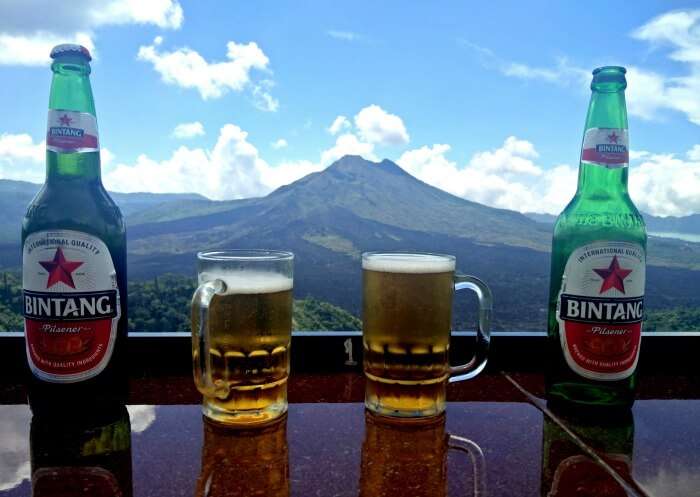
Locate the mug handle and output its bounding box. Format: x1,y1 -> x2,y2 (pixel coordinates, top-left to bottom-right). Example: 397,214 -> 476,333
449,434 -> 488,497
191,279 -> 227,396
449,275 -> 492,383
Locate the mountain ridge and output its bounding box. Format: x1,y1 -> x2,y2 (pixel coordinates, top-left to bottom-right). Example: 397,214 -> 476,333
126,155 -> 553,252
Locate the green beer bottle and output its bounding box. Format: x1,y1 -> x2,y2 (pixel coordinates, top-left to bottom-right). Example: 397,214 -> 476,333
540,407 -> 634,496
22,44 -> 128,411
546,66 -> 646,407
31,404 -> 133,497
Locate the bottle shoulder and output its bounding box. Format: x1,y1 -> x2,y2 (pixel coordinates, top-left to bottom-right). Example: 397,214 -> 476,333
555,195 -> 645,232
23,182 -> 125,244
552,196 -> 646,254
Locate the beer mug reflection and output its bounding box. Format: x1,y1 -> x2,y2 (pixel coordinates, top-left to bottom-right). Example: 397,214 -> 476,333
30,404 -> 133,497
360,411 -> 485,497
540,407 -> 635,497
196,414 -> 289,497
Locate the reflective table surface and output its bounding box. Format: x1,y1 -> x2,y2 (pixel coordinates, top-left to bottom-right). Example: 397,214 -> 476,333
1,373 -> 698,497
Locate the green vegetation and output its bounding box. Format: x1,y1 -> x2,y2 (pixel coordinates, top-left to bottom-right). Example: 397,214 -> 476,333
0,271 -> 22,330
0,272 -> 362,332
127,274 -> 193,332
645,307 -> 700,332
1,269 -> 699,332
293,297 -> 361,330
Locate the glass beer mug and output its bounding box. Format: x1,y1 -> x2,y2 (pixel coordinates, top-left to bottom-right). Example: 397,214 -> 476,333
362,252 -> 492,417
191,250 -> 294,425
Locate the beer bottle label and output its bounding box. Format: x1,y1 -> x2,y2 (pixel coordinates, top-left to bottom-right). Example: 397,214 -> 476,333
23,230 -> 120,383
556,241 -> 645,381
33,467 -> 122,496
580,128 -> 628,169
46,109 -> 99,153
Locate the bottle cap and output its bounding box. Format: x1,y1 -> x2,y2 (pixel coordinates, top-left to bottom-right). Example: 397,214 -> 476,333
50,44 -> 92,61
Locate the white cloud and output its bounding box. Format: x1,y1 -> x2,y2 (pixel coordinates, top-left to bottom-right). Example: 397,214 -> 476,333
0,133 -> 44,163
463,10 -> 700,127
90,0 -> 183,29
687,145 -> 700,160
633,10 -> 700,63
126,405 -> 156,433
642,466 -> 700,497
470,136 -> 542,176
172,121 -> 204,139
628,10 -> 700,124
0,405 -> 30,491
624,66 -> 672,121
399,137 -> 700,217
320,132 -> 376,165
630,150 -> 651,160
459,40 -> 589,88
328,115 -> 351,135
354,105 -> 409,146
105,123 -> 322,199
100,148 -> 115,168
0,133 -> 45,182
260,159 -> 322,189
251,80 -> 279,112
0,133 -> 114,184
137,38 -> 275,107
0,0 -> 182,65
0,31 -> 95,66
271,138 -> 288,149
398,138 -> 574,214
629,148 -> 700,216
327,30 -> 361,42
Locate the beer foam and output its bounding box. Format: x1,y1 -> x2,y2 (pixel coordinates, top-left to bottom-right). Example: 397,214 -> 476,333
362,254 -> 455,274
200,270 -> 293,294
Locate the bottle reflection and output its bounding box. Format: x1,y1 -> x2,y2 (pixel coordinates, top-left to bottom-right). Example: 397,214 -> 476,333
30,404 -> 133,497
196,414 -> 289,497
360,411 -> 449,497
540,406 -> 634,497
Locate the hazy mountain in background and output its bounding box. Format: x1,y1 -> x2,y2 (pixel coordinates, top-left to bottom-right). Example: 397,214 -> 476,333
0,179 -> 207,243
526,211 -> 700,235
525,212 -> 558,224
1,156 -> 699,330
643,213 -> 700,235
122,156 -> 700,329
124,156 -> 552,250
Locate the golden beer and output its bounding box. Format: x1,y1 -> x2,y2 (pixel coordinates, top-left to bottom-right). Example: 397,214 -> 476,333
192,250 -> 294,426
196,415 -> 289,497
360,412 -> 448,497
363,254 -> 455,417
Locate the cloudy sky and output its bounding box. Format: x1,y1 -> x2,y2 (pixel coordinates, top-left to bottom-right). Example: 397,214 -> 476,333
0,1 -> 699,216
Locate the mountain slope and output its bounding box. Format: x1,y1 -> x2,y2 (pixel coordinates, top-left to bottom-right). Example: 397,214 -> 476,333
0,178 -> 206,243
122,155 -> 700,330
129,155 -> 552,251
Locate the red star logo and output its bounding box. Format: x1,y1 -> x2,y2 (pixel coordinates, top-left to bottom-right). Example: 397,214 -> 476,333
607,132 -> 619,144
593,256 -> 632,294
59,114 -> 73,126
39,248 -> 83,289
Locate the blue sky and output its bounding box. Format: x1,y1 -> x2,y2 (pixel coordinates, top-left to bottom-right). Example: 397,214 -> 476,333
0,1 -> 699,216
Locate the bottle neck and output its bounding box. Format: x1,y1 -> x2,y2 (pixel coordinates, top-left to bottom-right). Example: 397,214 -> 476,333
46,56 -> 101,184
576,89 -> 629,198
